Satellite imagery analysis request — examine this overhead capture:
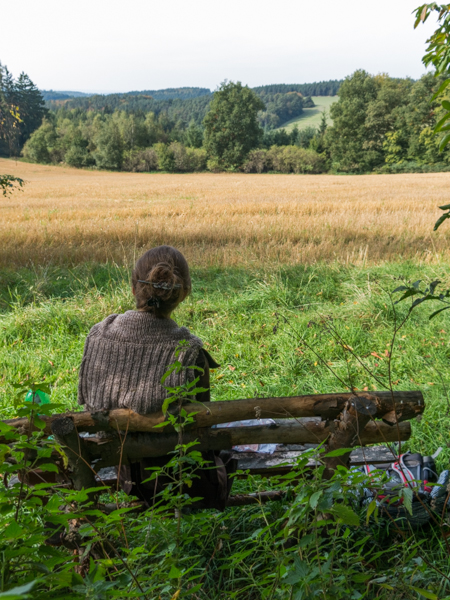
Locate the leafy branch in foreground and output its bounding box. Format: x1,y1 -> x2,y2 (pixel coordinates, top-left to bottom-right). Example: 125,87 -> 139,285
0,174 -> 24,197
415,4 -> 450,152
394,279 -> 450,319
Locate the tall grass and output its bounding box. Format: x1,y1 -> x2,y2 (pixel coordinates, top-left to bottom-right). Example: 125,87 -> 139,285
1,159 -> 450,267
2,261 -> 450,468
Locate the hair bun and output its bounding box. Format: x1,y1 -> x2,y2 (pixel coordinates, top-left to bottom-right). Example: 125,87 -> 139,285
132,245 -> 191,315
146,261 -> 183,302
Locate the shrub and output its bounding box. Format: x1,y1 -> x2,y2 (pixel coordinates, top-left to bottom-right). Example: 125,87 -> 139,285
243,146 -> 326,174
243,149 -> 268,173
65,143 -> 95,168
268,145 -> 326,174
153,143 -> 207,173
154,142 -> 175,172
123,148 -> 159,172
183,146 -> 207,172
22,119 -> 58,164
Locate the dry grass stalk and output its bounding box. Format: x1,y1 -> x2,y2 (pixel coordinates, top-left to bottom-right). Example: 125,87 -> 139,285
1,159 -> 450,268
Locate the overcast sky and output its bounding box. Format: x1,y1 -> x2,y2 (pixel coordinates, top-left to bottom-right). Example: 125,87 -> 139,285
0,0 -> 438,93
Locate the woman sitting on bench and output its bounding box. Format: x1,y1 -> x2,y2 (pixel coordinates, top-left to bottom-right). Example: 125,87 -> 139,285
78,245 -> 235,510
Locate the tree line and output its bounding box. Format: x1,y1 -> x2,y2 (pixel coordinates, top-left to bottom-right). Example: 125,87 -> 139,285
3,64 -> 450,175
46,88 -> 312,131
252,80 -> 342,96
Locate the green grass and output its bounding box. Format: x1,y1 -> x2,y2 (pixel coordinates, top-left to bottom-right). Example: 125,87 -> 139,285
1,261 -> 450,467
3,261 -> 450,598
279,95 -> 338,132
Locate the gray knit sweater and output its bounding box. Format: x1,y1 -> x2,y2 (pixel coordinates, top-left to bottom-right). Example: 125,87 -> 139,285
78,311 -> 203,414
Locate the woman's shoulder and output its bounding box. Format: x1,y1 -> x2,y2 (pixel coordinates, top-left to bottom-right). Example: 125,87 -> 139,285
86,314 -> 120,339
85,311 -> 203,348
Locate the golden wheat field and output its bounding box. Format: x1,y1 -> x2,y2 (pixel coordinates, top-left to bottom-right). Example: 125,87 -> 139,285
2,158 -> 450,268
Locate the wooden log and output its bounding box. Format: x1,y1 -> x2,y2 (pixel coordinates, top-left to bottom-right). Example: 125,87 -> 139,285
51,417 -> 98,497
2,390 -> 424,439
86,420 -> 411,468
323,396 -> 374,478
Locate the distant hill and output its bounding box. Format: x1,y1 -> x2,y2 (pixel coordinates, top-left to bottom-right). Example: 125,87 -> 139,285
44,80 -> 342,129
125,87 -> 211,100
254,81 -> 342,96
41,90 -> 92,101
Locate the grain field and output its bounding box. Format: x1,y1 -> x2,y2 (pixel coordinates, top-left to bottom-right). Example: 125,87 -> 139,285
1,158 -> 450,268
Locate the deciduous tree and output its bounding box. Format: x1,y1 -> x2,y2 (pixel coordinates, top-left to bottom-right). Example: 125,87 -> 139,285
203,81 -> 264,171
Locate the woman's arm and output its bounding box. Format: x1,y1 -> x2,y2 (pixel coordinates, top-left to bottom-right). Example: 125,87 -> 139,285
195,349 -> 220,403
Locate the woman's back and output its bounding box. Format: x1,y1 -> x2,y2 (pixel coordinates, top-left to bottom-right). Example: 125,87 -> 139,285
78,310 -> 203,414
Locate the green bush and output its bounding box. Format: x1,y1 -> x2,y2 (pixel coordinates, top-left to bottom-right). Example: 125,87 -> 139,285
22,119 -> 59,164
123,148 -> 159,172
243,145 -> 326,174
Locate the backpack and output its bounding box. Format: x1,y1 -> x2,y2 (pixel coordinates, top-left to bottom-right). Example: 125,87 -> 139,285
356,450 -> 448,528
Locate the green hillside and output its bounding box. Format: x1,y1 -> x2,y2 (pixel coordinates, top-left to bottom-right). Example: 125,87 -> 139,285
279,96 -> 338,131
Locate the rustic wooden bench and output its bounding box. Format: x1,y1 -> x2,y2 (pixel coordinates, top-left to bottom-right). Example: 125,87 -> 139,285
3,390 -> 424,506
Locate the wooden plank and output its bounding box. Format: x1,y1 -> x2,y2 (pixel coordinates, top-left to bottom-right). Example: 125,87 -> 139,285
84,419 -> 411,469
95,445 -> 398,484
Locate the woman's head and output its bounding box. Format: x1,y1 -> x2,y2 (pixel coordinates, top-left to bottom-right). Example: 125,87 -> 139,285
132,246 -> 191,317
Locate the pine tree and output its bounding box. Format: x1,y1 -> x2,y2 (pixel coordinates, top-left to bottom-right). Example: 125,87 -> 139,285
15,72 -> 47,147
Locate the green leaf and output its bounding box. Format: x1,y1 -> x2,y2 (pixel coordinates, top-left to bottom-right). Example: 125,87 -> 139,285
309,491 -> 322,509
439,132 -> 450,152
402,487 -> 413,515
0,581 -> 37,599
432,78 -> 450,100
434,110 -> 450,131
433,211 -> 450,231
412,587 -> 438,600
323,447 -> 352,458
442,100 -> 450,111
429,305 -> 450,319
38,463 -> 59,473
4,521 -> 25,540
168,564 -> 182,579
333,503 -> 360,527
366,499 -> 378,525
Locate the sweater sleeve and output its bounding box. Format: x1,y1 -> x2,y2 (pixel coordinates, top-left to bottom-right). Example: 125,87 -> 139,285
77,323 -> 102,407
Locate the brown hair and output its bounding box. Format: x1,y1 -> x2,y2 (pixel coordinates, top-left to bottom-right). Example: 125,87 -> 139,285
132,246 -> 192,317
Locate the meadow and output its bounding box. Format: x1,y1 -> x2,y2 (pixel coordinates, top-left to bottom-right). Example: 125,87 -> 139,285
2,160 -> 450,597
280,96 -> 337,132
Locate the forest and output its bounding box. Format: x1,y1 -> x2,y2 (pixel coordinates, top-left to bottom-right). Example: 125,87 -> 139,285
2,62 -> 450,175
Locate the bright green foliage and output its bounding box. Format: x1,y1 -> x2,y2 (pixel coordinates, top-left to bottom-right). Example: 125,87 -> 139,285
22,119 -> 58,163
326,71 -> 411,172
93,121 -> 123,170
415,4 -> 450,150
203,81 -> 265,171
183,120 -> 204,148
